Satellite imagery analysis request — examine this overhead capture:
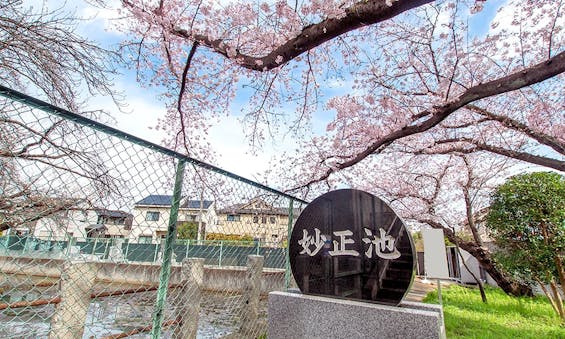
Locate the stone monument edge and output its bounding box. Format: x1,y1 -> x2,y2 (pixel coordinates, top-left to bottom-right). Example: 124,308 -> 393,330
268,291 -> 446,339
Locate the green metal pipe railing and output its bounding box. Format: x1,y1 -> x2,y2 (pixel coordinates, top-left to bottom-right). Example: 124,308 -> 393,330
285,199 -> 295,290
150,159 -> 186,338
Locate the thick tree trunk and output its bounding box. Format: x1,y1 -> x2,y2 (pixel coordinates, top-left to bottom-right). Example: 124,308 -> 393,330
457,240 -> 533,296
554,254 -> 565,298
425,220 -> 533,296
454,241 -> 488,303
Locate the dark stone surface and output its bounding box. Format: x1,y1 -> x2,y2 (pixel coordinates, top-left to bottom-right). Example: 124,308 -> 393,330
289,189 -> 416,305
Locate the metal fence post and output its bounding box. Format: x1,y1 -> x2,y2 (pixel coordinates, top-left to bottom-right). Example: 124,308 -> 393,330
124,240 -> 130,261
218,241 -> 223,267
91,237 -> 98,257
103,239 -> 110,259
153,241 -> 160,263
285,199 -> 295,290
151,159 -> 186,339
67,237 -> 76,256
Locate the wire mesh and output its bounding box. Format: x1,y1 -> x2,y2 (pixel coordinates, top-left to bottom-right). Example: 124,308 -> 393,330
0,86 -> 306,338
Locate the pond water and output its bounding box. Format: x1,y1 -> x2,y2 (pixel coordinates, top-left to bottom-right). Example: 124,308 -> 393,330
0,287 -> 268,338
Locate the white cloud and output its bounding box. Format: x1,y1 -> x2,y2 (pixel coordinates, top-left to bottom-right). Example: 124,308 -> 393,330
80,0 -> 125,35
85,80 -> 166,145
488,1 -> 564,49
207,115 -> 299,180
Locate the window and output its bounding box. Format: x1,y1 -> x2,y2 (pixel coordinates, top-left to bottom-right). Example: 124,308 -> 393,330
146,211 -> 160,221
138,235 -> 152,244
253,216 -> 259,223
261,217 -> 267,224
226,214 -> 240,222
187,214 -> 198,221
269,217 -> 276,224
79,210 -> 88,222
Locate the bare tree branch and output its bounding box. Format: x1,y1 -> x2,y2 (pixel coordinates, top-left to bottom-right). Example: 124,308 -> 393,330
0,2 -> 121,109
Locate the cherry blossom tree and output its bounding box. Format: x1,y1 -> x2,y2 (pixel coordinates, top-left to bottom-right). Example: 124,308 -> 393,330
108,0 -> 563,296
112,0 -> 563,170
352,152 -> 533,296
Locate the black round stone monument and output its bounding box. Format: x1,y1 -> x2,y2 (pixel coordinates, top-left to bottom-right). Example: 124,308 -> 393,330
289,189 -> 416,306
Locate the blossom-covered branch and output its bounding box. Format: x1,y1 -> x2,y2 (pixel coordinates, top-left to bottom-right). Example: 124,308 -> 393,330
171,0 -> 434,70
300,51 -> 565,187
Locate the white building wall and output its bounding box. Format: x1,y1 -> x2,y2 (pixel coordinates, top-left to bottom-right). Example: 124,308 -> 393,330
33,209 -> 96,241
129,204 -> 217,244
458,249 -> 498,287
129,205 -> 171,243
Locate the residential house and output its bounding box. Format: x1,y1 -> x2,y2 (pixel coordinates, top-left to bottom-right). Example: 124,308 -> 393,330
130,195 -> 216,244
27,207 -> 90,241
27,201 -> 132,241
452,247 -> 499,287
86,209 -> 133,239
6,196 -> 80,237
215,197 -> 300,246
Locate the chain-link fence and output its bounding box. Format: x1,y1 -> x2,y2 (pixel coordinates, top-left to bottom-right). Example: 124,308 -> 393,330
0,85 -> 307,338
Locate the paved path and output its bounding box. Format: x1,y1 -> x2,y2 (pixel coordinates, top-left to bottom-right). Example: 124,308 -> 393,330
404,277 -> 443,302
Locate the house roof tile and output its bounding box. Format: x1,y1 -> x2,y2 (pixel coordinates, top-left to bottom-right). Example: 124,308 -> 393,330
135,195 -> 213,209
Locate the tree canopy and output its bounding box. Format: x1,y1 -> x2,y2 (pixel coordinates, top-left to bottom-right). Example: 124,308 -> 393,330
176,221 -> 198,239
111,0 -> 563,176
487,171 -> 565,319
3,0 -> 561,295
90,0 -> 563,295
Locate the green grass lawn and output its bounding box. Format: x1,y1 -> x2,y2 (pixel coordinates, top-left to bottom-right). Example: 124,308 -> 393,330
423,285 -> 565,338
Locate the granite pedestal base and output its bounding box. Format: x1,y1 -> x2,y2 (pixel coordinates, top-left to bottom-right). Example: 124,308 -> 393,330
268,291 -> 445,339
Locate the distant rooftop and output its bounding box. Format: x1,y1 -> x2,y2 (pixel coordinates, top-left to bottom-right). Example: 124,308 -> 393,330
95,209 -> 132,218
182,199 -> 214,209
135,195 -> 213,209
219,198 -> 301,216
135,195 -> 174,206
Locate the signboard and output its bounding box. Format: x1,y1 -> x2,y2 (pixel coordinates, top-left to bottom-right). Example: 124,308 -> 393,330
422,228 -> 450,279
289,189 -> 416,305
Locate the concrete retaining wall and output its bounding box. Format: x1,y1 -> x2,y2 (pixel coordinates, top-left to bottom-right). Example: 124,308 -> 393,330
0,255 -> 285,293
